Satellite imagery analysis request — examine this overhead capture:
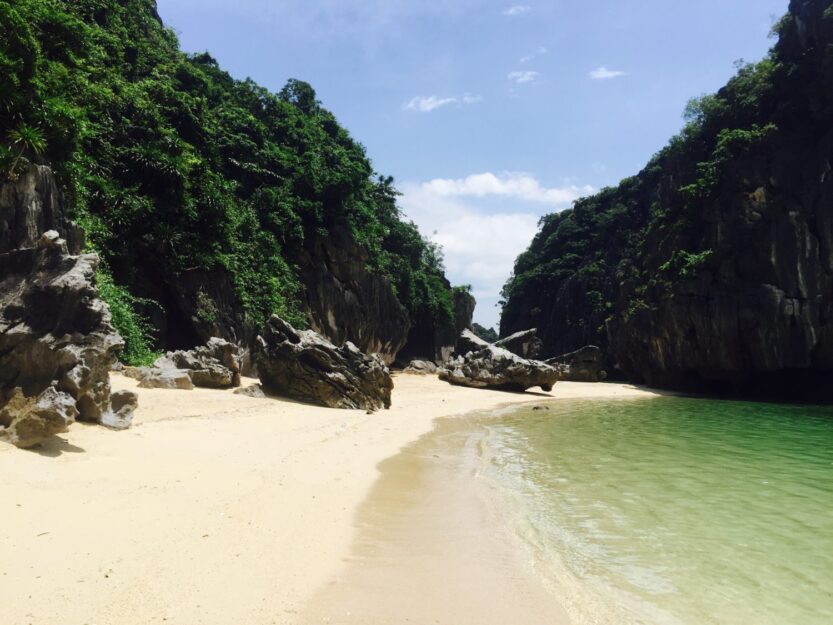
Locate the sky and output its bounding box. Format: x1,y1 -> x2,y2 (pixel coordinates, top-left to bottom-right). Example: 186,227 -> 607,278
157,0 -> 789,330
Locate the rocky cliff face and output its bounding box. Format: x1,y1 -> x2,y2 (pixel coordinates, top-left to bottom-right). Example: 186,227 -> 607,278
0,164 -> 136,447
502,0 -> 833,397
298,231 -> 410,365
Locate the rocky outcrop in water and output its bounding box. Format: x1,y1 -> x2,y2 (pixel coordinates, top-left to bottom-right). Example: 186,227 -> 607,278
546,346 -> 607,383
439,345 -> 559,393
255,315 -> 393,410
0,164 -> 136,447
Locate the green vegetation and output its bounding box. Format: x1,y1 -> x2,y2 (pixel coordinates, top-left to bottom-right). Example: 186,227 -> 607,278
501,1 -> 830,352
0,0 -> 455,363
472,323 -> 498,343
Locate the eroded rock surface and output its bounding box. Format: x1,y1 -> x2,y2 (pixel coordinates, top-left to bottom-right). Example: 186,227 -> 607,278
160,338 -> 242,389
403,359 -> 438,375
0,164 -> 136,447
546,346 -> 607,383
494,328 -> 543,360
454,329 -> 491,357
256,316 -> 392,410
439,345 -> 560,393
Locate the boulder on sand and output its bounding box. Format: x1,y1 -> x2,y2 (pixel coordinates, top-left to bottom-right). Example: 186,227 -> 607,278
439,344 -> 560,393
123,365 -> 194,390
403,359 -> 438,375
160,338 -> 242,389
255,316 -> 393,411
0,165 -> 137,448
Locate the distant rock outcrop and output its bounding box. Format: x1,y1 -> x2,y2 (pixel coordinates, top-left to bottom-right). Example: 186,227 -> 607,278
256,316 -> 393,411
0,164 -> 136,448
439,345 -> 560,393
494,328 -> 543,360
455,329 -> 491,357
546,346 -> 607,383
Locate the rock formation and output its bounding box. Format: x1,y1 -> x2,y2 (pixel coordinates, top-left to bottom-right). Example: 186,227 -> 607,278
403,359 -> 438,375
439,345 -> 560,393
298,231 -> 411,365
494,328 -> 543,360
160,338 -> 242,388
455,329 -> 491,357
546,346 -> 607,383
0,164 -> 137,448
123,365 -> 195,390
255,316 -> 393,411
501,0 -> 833,397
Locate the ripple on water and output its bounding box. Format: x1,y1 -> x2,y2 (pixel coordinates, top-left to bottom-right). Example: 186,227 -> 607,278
479,396 -> 833,625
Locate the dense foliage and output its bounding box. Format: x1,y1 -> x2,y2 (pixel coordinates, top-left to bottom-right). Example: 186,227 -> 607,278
501,0 -> 833,359
0,0 -> 453,361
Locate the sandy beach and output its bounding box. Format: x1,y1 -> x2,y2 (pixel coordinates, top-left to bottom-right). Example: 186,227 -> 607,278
0,374 -> 661,625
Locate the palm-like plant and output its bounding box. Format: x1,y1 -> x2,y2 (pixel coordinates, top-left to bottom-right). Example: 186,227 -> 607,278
7,124 -> 46,179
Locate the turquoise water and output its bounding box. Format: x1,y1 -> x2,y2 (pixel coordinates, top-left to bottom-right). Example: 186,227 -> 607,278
481,397 -> 833,625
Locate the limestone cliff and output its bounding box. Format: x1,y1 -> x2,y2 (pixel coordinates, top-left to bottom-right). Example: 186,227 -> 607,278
502,0 -> 833,397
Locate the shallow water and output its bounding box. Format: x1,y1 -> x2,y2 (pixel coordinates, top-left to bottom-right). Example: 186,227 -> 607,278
480,396 -> 833,625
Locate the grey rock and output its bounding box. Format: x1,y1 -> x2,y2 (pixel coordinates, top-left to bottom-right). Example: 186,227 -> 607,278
439,345 -> 560,393
233,383 -> 266,398
494,328 -> 543,360
161,338 -> 242,389
0,387 -> 78,449
455,329 -> 491,357
545,346 -> 607,383
256,316 -> 393,411
124,366 -> 194,390
101,390 -> 139,430
403,359 -> 438,375
0,164 -> 136,448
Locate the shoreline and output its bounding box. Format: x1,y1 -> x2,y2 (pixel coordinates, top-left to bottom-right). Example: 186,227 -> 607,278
0,374 -> 663,625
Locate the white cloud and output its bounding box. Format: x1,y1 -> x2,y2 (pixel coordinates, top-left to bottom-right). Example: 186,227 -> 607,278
589,66 -> 626,80
400,173 -> 593,329
404,93 -> 482,113
520,45 -> 547,63
423,172 -> 593,206
502,5 -> 531,16
507,70 -> 539,84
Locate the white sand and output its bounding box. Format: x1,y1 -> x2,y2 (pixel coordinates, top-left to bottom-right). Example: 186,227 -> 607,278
0,374 -> 661,625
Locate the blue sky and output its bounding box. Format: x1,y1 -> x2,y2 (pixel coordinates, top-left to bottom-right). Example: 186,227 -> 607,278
157,0 -> 788,330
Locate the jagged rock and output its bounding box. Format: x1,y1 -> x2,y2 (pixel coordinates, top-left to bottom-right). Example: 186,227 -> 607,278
494,328 -> 543,360
160,338 -> 242,389
255,316 -> 393,411
0,387 -> 77,449
455,329 -> 491,356
123,366 -> 194,390
0,164 -> 136,448
453,289 -> 476,334
545,346 -> 607,383
299,231 -> 410,365
102,390 -> 139,430
233,383 -> 266,398
439,345 -> 560,393
403,360 -> 438,375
